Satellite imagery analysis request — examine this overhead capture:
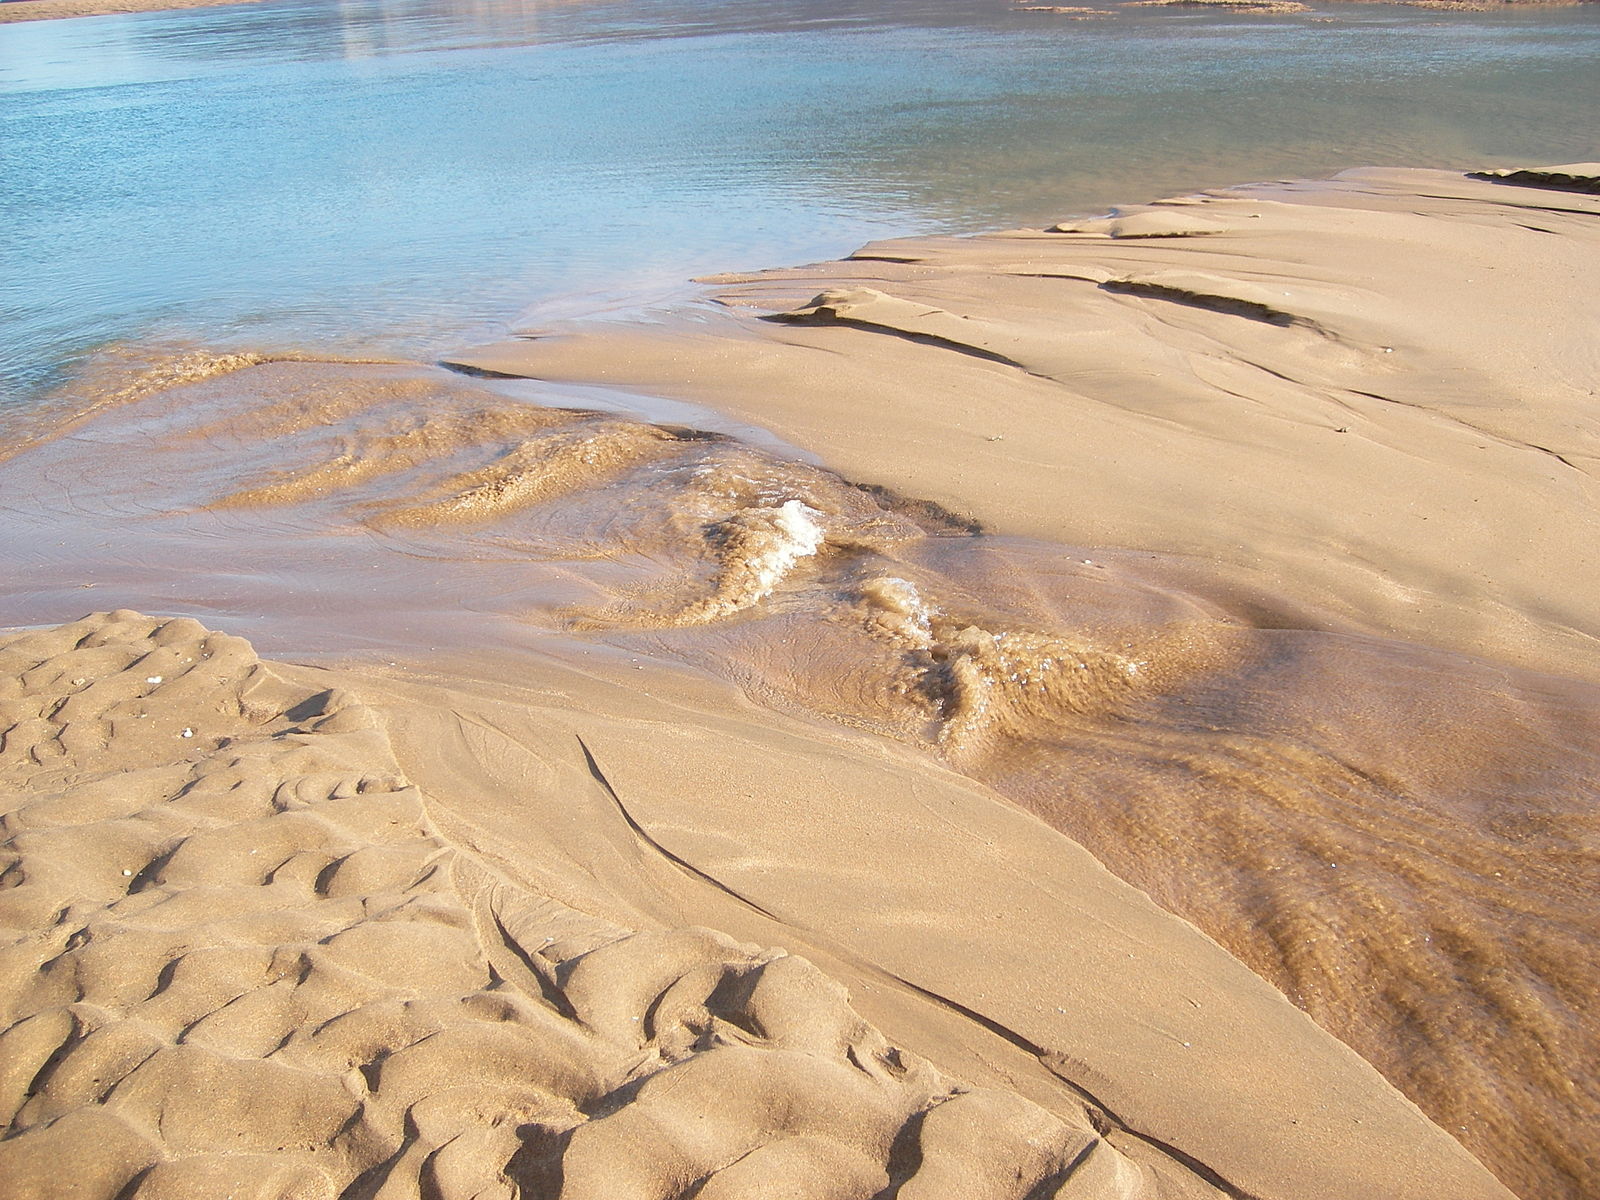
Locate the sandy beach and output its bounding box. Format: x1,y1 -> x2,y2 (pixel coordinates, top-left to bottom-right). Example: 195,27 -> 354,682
2,166 -> 1597,1199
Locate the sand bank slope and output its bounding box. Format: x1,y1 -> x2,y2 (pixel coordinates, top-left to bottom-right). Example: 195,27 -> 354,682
0,613 -> 1513,1199
450,166 -> 1600,683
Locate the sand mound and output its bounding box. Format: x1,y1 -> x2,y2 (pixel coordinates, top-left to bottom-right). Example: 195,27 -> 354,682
1469,163 -> 1600,193
1049,210 -> 1230,237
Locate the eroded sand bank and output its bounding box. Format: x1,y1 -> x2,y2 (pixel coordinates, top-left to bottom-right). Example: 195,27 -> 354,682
2,167 -> 1597,1199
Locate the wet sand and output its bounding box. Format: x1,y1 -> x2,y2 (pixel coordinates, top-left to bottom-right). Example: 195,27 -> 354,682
2,166 -> 1597,1198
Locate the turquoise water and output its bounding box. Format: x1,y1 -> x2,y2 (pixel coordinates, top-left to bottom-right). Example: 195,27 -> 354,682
2,0 -> 1598,402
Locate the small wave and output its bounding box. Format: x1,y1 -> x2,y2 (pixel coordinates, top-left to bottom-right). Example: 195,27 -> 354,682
857,576 -> 936,649
854,573 -> 1226,758
674,499 -> 827,625
376,423 -> 682,528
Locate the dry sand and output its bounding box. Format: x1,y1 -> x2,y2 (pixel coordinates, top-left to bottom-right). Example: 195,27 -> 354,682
3,167 -> 1597,1199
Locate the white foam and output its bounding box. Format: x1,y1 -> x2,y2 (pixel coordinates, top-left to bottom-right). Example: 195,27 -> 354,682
678,498 -> 826,623
858,576 -> 936,649
742,499 -> 826,603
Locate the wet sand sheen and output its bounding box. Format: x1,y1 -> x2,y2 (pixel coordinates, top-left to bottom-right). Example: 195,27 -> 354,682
1,166 -> 1596,1198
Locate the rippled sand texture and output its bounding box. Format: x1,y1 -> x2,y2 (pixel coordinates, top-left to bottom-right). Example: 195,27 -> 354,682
0,612 -> 1509,1200
0,612 -> 1136,1200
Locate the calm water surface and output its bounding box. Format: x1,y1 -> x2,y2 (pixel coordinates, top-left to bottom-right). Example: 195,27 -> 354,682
1,0 -> 1598,402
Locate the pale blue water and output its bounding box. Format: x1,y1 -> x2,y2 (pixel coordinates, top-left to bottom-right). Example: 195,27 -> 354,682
1,0 -> 1597,404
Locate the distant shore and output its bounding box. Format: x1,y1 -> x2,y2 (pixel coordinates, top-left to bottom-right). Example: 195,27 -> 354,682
1,0 -> 1588,26
0,0 -> 260,24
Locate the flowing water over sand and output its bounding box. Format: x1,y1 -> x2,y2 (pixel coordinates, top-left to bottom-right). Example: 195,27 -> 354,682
3,343 -> 1596,1196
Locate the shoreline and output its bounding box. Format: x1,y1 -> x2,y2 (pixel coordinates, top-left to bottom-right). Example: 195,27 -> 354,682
3,164 -> 1598,1198
453,165 -> 1600,683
